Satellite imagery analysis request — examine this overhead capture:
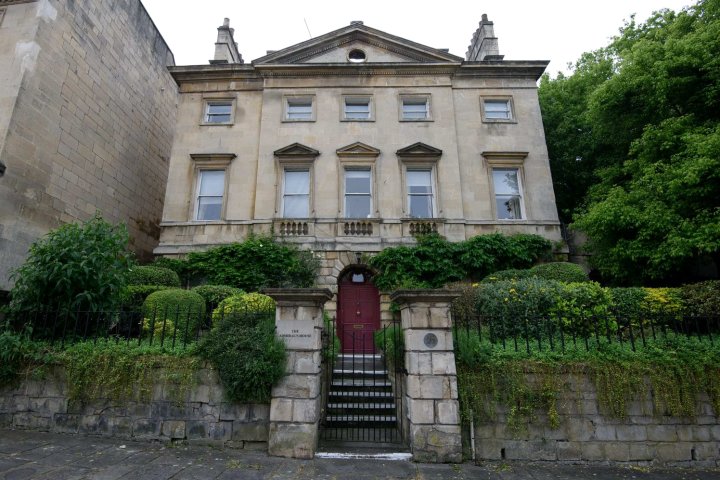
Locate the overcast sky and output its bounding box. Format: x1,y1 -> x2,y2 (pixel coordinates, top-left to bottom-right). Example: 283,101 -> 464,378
141,0 -> 692,76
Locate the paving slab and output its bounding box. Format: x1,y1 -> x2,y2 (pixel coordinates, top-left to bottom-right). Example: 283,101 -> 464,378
1,430 -> 720,480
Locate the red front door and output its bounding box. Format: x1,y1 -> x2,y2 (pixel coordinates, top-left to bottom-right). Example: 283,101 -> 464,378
337,269 -> 380,353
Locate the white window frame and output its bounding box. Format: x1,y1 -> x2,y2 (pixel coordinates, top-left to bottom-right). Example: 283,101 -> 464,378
201,99 -> 235,125
405,167 -> 436,218
341,95 -> 373,122
399,94 -> 432,121
281,168 -> 312,218
482,152 -> 529,221
189,153 -> 235,222
194,170 -> 226,221
343,168 -> 373,218
283,95 -> 315,122
481,96 -> 516,123
491,168 -> 525,220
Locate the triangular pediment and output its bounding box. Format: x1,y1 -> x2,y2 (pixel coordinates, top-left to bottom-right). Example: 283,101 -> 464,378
273,143 -> 320,158
396,142 -> 443,158
336,142 -> 381,157
254,24 -> 462,65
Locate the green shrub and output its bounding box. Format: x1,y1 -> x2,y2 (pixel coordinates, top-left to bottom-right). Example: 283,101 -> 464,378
555,282 -> 614,335
373,324 -> 404,368
482,269 -> 533,283
198,313 -> 286,403
211,293 -> 276,327
142,289 -> 206,342
323,312 -> 341,360
680,281 -> 720,317
127,266 -> 180,287
370,233 -> 552,290
152,257 -> 190,277
475,278 -> 563,338
186,236 -> 319,291
192,285 -> 244,311
609,287 -> 647,319
120,285 -> 172,309
9,214 -> 132,314
642,287 -> 683,318
530,262 -> 589,283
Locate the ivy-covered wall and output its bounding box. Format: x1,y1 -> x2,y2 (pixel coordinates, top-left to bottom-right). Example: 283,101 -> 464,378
473,372 -> 719,466
0,364 -> 269,448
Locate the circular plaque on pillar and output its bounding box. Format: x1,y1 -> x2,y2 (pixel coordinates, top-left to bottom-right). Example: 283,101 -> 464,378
423,333 -> 438,349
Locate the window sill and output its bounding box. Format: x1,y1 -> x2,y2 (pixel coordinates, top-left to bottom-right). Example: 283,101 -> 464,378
200,122 -> 234,126
399,118 -> 433,122
341,118 -> 375,122
482,119 -> 517,124
282,119 -> 316,123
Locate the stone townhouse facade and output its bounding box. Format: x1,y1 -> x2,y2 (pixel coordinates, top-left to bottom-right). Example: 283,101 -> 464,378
156,17 -> 561,332
0,0 -> 177,293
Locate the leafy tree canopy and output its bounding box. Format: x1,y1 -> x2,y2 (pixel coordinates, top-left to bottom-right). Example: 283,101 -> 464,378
540,0 -> 720,284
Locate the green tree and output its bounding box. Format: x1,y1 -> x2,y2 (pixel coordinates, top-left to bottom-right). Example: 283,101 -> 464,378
9,214 -> 133,313
541,0 -> 720,284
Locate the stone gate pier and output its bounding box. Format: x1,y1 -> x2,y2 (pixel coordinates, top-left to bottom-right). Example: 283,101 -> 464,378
391,289 -> 462,463
264,288 -> 333,459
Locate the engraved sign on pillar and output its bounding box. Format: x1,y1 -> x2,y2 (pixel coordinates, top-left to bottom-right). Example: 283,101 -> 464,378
276,319 -> 316,349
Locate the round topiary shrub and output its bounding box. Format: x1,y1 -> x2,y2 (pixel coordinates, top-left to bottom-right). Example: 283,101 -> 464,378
120,285 -> 172,309
142,289 -> 205,342
198,314 -> 286,403
127,266 -> 181,287
191,285 -> 244,311
211,293 -> 276,327
481,269 -> 533,283
530,262 -> 589,283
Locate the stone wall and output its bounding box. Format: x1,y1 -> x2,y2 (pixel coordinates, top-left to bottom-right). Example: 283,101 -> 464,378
0,0 -> 178,290
474,373 -> 720,466
0,365 -> 269,448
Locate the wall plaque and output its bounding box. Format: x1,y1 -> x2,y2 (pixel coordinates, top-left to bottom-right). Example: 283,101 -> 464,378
423,332 -> 438,349
276,319 -> 316,349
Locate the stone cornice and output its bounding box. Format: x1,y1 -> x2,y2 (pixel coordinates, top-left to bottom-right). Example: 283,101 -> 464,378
169,61 -> 548,85
263,288 -> 334,306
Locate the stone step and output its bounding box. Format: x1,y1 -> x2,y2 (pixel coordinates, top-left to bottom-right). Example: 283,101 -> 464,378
327,402 -> 396,410
329,390 -> 393,398
331,379 -> 392,387
326,414 -> 397,423
332,369 -> 388,376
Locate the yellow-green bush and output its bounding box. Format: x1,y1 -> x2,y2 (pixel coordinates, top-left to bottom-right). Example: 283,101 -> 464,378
211,293 -> 276,327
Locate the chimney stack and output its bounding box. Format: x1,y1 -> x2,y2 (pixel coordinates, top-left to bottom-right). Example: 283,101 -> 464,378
211,18 -> 243,64
465,14 -> 504,61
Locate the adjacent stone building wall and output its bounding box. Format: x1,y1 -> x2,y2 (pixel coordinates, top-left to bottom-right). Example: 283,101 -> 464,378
474,373 -> 720,466
0,0 -> 178,290
0,364 -> 269,448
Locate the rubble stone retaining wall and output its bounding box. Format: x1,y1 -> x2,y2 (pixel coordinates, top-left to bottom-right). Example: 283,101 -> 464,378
474,373 -> 720,466
0,365 -> 269,449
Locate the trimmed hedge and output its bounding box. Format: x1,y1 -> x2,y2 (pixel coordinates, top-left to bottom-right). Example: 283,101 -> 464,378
482,263 -> 589,284
211,293 -> 276,327
681,280 -> 720,317
142,289 -> 206,342
530,262 -> 589,283
458,279 -> 710,339
127,266 -> 180,287
191,285 -> 244,311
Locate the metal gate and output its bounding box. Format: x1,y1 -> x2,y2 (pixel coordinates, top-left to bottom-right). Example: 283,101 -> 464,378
320,318 -> 405,445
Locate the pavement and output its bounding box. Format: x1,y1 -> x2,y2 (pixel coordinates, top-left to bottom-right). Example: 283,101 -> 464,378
1,429 -> 719,480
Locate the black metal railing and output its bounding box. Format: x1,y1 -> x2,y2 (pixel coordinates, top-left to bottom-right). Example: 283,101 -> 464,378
320,318 -> 405,444
5,305 -> 273,350
452,312 -> 720,354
